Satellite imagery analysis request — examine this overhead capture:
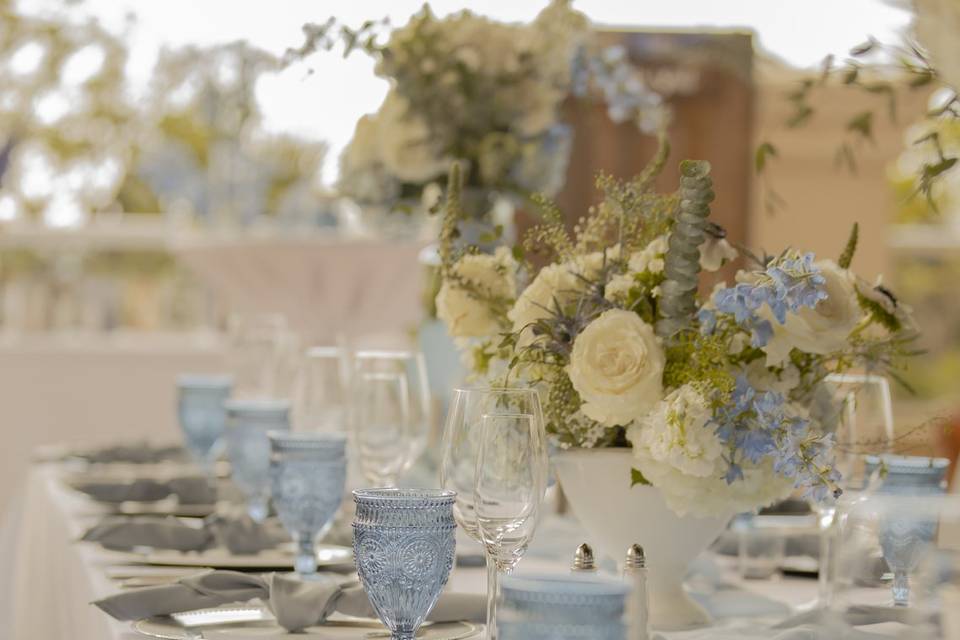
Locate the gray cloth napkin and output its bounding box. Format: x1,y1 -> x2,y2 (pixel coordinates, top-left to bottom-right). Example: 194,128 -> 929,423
71,476 -> 216,505
93,569 -> 484,632
71,442 -> 187,464
81,514 -> 288,554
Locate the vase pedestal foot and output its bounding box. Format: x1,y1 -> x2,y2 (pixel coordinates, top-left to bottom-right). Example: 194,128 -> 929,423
649,582 -> 712,631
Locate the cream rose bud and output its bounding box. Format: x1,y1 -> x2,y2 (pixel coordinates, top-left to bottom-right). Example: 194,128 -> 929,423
762,259 -> 863,365
566,309 -> 665,427
436,247 -> 517,339
508,262 -> 583,345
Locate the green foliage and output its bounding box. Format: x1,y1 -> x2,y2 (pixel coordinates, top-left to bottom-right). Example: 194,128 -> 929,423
838,222 -> 859,269
631,467 -> 651,487
755,142 -> 778,174
662,329 -> 736,402
656,160 -> 713,338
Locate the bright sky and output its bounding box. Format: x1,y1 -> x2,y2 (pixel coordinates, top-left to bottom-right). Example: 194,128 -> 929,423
20,0 -> 914,185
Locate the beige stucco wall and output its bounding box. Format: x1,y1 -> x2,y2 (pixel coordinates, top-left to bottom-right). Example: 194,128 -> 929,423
750,70 -> 931,280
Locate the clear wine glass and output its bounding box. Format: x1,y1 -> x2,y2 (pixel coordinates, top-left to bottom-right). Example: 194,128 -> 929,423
808,374 -> 895,610
225,312 -> 289,398
353,371 -> 410,487
352,350 -> 431,483
294,346 -> 350,432
472,399 -> 548,639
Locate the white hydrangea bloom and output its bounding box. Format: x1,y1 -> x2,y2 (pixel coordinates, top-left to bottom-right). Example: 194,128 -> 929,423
627,384 -> 794,517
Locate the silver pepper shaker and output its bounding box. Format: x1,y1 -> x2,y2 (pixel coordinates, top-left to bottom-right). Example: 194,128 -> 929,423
623,544 -> 650,640
571,542 -> 598,573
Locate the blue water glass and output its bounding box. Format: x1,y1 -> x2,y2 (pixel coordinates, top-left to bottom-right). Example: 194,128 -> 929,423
176,374 -> 232,473
353,488 -> 457,640
268,432 -> 347,576
497,574 -> 628,640
225,399 -> 290,521
866,455 -> 949,606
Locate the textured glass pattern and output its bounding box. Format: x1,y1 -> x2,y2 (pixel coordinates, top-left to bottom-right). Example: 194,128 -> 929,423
269,432 -> 347,575
176,374 -> 232,468
353,489 -> 457,640
867,455 -> 949,606
225,399 -> 290,521
497,574 -> 627,640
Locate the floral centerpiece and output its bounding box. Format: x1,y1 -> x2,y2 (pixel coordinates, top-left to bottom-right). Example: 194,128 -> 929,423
433,141 -> 918,628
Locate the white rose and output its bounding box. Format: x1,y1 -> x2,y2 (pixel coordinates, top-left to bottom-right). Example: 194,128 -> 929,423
508,261 -> 586,345
762,260 -> 863,365
627,385 -> 722,477
566,309 -> 664,426
436,247 -> 517,339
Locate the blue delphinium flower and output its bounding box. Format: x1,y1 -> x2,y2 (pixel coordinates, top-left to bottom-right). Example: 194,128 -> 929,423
706,251 -> 827,347
709,375 -> 838,501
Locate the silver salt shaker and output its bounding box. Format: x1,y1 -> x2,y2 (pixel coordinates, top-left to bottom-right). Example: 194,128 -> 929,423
623,544 -> 650,640
571,542 -> 598,573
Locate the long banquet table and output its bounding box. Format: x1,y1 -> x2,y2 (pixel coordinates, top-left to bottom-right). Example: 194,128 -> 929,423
3,459 -> 907,640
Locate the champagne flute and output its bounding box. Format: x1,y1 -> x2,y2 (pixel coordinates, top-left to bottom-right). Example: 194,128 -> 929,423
472,399 -> 548,639
225,312 -> 289,398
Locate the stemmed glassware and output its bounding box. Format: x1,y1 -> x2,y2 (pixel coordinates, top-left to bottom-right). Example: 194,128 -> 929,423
351,350 -> 430,486
352,488 -> 457,640
225,312 -> 290,398
808,374 -> 894,609
176,374 -> 232,475
224,399 -> 290,521
294,346 -> 350,432
268,432 -> 347,577
439,387 -> 548,639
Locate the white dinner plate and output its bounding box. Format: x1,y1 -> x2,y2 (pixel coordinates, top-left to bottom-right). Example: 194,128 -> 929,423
136,543 -> 353,570
115,499 -> 217,518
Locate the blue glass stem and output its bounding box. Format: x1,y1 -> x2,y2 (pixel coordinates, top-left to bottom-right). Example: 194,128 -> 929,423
892,570 -> 909,607
248,497 -> 269,522
485,554 -> 499,640
295,534 -> 318,576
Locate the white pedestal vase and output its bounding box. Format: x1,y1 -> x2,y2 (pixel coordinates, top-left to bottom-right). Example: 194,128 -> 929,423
552,448 -> 732,631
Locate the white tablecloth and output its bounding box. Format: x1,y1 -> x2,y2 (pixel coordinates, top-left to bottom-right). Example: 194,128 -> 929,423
2,462 -> 906,640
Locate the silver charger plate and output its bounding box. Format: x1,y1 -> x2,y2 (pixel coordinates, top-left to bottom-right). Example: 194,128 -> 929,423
137,543 -> 353,570
133,606 -> 481,639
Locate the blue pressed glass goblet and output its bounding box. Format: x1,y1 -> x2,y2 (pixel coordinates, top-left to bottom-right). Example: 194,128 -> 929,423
176,374 -> 232,474
225,399 -> 290,521
353,488 -> 457,640
866,454 -> 949,607
268,431 -> 346,576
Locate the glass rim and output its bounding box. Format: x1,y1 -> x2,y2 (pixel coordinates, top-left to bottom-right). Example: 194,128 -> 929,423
451,386 -> 540,395
177,373 -> 233,389
353,488 -> 456,502
224,398 -> 290,414
865,454 -> 950,471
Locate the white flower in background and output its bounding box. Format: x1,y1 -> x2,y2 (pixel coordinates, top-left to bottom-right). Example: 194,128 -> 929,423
627,385 -> 722,477
508,261 -> 585,344
741,359 -> 801,396
436,247 -> 517,339
699,236 -> 738,272
855,275 -> 919,333
376,91 -> 450,184
605,236 -> 667,301
915,0 -> 960,90
761,259 -> 863,365
567,309 -> 664,426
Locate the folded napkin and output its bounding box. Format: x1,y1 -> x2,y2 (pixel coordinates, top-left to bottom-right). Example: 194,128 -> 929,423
70,442 -> 187,464
71,476 -> 216,505
81,514 -> 288,555
93,569 -> 484,632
